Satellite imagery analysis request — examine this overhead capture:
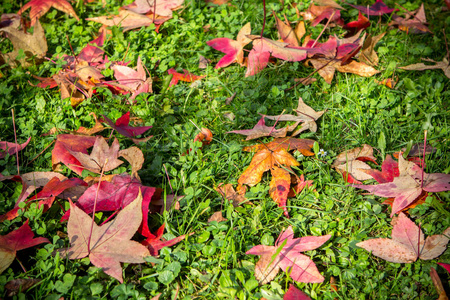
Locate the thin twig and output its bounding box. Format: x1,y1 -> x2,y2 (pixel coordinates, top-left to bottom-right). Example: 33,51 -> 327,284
87,158 -> 108,254
285,58 -> 334,91
163,164 -> 173,193
261,0 -> 267,38
311,11 -> 335,48
421,130 -> 427,189
11,109 -> 20,175
27,140 -> 55,166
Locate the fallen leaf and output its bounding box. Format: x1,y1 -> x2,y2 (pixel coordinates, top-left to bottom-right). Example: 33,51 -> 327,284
438,263 -> 450,274
300,4 -> 344,27
246,226 -> 330,284
227,116 -> 288,140
208,211 -> 228,223
243,137 -> 315,156
61,173 -> 159,239
313,0 -> 344,10
332,144 -> 377,183
348,0 -> 397,17
353,155 -> 450,216
60,191 -> 150,283
265,97 -> 325,135
273,12 -> 305,47
86,9 -> 168,32
399,58 -> 450,79
123,0 -> 183,17
167,68 -> 205,86
284,284 -> 311,300
269,166 -> 291,217
111,56 -> 152,101
306,58 -> 380,84
430,267 -> 449,300
0,172 -> 67,221
68,136 -> 123,174
363,154 -> 399,183
194,128 -> 213,146
0,18 -> 47,67
238,148 -> 299,186
102,112 -> 152,144
344,12 -> 370,36
18,0 -> 79,26
206,22 -> 252,68
215,183 -> 247,206
119,146 -> 144,179
51,134 -> 97,175
0,137 -> 31,159
141,223 -> 186,256
358,32 -> 386,66
357,213 -> 450,263
375,77 -> 398,88
5,278 -> 41,297
389,4 -> 431,34
0,220 -> 49,274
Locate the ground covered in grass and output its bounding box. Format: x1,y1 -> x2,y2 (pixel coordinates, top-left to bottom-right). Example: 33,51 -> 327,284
1,0 -> 450,299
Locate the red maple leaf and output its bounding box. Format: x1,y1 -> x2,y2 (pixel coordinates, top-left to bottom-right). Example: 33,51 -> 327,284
61,173 -> 160,239
102,112 -> 152,144
343,12 -> 370,35
0,220 -> 49,273
51,134 -> 97,176
141,223 -> 186,256
167,68 -> 205,86
348,0 -> 397,17
246,226 -> 330,284
206,22 -> 252,68
0,137 -> 31,159
353,156 -> 450,216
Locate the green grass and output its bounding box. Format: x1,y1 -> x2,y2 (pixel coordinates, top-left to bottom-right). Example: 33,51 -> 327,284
1,0 -> 450,299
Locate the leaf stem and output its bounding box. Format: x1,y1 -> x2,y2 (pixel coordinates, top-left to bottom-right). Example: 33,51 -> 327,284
11,109 -> 20,175
421,130 -> 426,189
87,158 -> 108,254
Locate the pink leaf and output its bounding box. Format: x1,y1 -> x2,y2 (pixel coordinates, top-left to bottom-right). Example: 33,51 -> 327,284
246,226 -> 330,284
356,213 -> 450,263
0,137 -> 31,159
102,112 -> 152,144
348,0 -> 397,16
284,284 -> 311,300
227,116 -> 288,140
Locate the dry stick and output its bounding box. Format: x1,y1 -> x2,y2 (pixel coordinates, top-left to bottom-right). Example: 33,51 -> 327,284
66,35 -> 79,65
261,0 -> 267,38
27,140 -> 55,166
87,158 -> 108,254
11,109 -> 20,175
443,29 -> 449,62
311,11 -> 335,48
394,3 -> 424,24
421,130 -> 427,189
163,164 -> 174,193
284,58 -> 334,91
268,109 -> 285,136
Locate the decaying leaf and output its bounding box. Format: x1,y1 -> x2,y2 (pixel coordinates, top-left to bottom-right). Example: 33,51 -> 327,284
399,58 -> 450,79
358,32 -> 386,66
0,18 -> 47,67
215,183 -> 247,206
357,213 -> 450,263
208,211 -> 228,223
228,116 -> 289,140
348,0 -> 397,17
243,137 -> 315,156
5,278 -> 41,297
246,226 -> 330,284
332,144 -> 377,184
389,4 -> 431,34
265,97 -> 325,135
269,166 -> 291,217
273,12 -> 305,47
